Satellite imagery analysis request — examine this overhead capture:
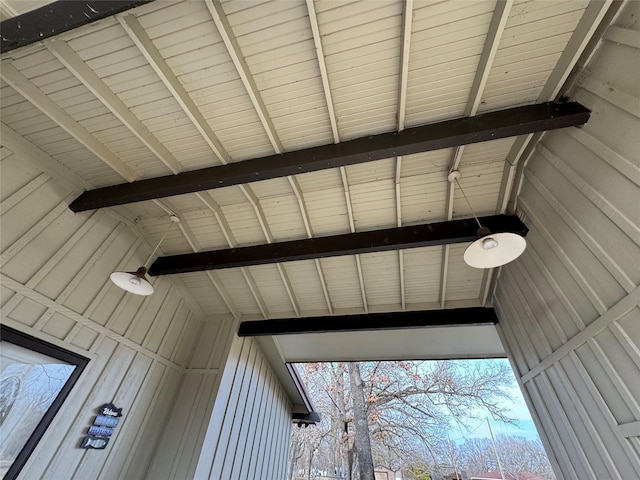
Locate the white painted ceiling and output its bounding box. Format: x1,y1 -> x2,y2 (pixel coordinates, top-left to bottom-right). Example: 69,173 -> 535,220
0,0 -> 608,361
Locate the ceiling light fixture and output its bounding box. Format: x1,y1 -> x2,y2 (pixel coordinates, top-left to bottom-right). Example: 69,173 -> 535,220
110,215 -> 181,295
447,170 -> 526,269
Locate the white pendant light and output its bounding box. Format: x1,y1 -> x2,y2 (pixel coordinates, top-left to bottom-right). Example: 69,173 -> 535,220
447,170 -> 526,269
110,215 -> 180,295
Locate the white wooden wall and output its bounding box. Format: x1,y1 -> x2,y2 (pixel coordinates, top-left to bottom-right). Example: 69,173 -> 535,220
193,336 -> 293,480
495,4 -> 640,479
0,144 -> 240,479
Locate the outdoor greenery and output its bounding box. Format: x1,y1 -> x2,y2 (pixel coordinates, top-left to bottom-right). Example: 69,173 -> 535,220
288,360 -> 555,480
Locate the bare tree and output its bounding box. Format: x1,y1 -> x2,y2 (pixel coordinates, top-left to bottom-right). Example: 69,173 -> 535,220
457,435 -> 555,480
289,359 -> 518,479
348,362 -> 375,480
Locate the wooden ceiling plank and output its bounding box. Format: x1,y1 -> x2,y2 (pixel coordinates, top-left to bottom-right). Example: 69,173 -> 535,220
118,13 -> 231,165
306,0 -> 339,142
205,0 -> 283,154
149,214 -> 528,276
498,0 -> 618,215
442,0 -> 513,308
69,101 -> 591,212
0,122 -> 88,192
397,0 -> 414,133
192,192 -> 241,318
307,0 -> 357,314
206,0 -> 311,317
1,63 -> 137,182
238,307 -> 499,337
118,12 -> 272,317
46,39 -> 183,174
396,0 -> 414,312
241,267 -> 269,319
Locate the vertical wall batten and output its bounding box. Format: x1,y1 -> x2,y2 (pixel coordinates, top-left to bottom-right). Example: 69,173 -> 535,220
0,139 -> 255,480
193,336 -> 293,480
496,4 -> 640,478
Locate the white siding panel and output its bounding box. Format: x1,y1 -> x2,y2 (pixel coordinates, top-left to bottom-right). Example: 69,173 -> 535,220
194,336 -> 292,480
0,142 -> 246,480
495,7 -> 640,478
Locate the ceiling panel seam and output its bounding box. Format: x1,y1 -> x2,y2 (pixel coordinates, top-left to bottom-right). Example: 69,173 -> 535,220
302,0 -> 349,313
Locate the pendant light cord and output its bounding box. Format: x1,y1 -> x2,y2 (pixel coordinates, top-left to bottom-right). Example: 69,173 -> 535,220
143,220 -> 177,267
454,178 -> 483,229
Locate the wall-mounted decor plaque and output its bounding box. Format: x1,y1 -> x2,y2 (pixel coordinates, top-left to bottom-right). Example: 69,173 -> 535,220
80,436 -> 109,450
80,403 -> 123,450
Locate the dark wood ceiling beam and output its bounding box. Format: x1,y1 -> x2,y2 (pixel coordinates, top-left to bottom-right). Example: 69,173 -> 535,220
238,307 -> 499,336
0,1 -> 154,54
69,102 -> 590,212
148,214 -> 528,276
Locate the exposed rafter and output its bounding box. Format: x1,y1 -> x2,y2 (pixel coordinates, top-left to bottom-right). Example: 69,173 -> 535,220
69,101 -> 590,212
46,39 -> 183,175
118,11 -> 277,317
118,13 -> 231,165
149,214 -> 528,276
441,0 -> 512,308
396,0 -> 414,312
307,0 -> 365,313
205,0 -> 306,317
497,0 -> 617,215
0,63 -> 137,182
238,307 -> 499,337
0,0 -> 153,53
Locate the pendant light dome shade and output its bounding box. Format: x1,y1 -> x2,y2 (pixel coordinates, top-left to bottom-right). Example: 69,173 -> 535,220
463,231 -> 526,269
110,267 -> 154,296
110,215 -> 180,296
447,170 -> 526,269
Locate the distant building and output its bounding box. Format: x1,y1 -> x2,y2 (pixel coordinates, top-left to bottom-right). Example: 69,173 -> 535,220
375,465 -> 402,480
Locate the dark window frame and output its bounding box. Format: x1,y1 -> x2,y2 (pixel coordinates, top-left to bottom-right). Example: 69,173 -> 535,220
1,325 -> 89,480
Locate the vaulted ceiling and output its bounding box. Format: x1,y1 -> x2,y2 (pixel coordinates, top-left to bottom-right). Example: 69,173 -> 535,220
0,0 -> 615,359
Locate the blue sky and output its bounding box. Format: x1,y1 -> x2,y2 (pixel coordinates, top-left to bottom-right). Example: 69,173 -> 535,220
451,359 -> 542,443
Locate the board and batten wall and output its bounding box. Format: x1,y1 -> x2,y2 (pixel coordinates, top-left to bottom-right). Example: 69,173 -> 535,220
495,4 -> 640,479
193,335 -> 293,480
0,139 -> 286,479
